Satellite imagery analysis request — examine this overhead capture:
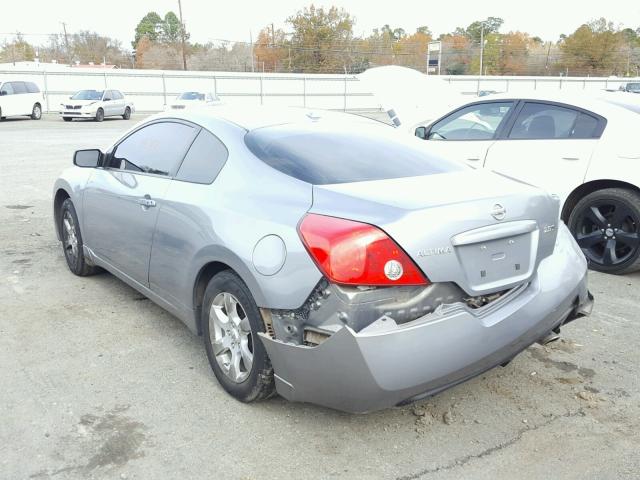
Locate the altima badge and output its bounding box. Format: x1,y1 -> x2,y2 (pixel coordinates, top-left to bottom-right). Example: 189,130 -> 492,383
491,203 -> 506,221
417,246 -> 453,257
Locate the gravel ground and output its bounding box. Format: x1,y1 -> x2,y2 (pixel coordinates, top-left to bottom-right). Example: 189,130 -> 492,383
1,115 -> 639,480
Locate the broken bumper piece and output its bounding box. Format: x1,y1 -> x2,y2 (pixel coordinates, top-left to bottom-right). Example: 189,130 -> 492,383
259,225 -> 591,413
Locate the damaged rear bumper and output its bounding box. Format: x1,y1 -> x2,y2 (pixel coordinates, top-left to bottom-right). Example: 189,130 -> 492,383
259,224 -> 592,413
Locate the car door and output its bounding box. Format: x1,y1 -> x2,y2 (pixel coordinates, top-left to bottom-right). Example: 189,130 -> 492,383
11,82 -> 31,115
82,121 -> 199,286
418,101 -> 516,169
102,90 -> 115,116
112,90 -> 126,115
0,82 -> 17,116
148,128 -> 229,309
483,101 -> 603,204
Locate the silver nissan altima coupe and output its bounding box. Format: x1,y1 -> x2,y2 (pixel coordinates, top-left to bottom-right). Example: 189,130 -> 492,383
53,106 -> 593,413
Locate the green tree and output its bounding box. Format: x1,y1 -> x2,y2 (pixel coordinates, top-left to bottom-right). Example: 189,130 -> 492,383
161,11 -> 187,44
287,5 -> 355,73
465,17 -> 504,43
133,11 -> 162,48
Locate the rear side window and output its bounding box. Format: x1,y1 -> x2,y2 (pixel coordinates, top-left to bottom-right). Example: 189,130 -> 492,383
11,82 -> 27,94
111,122 -> 198,177
176,129 -> 228,184
509,102 -> 602,140
245,125 -> 463,185
25,82 -> 40,93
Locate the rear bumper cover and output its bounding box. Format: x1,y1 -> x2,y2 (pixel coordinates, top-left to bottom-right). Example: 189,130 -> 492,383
259,224 -> 591,413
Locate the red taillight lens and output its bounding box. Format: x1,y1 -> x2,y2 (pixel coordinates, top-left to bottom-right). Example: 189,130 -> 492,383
298,213 -> 429,286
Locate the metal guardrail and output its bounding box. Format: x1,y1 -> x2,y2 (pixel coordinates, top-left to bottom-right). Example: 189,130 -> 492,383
2,69 -> 639,112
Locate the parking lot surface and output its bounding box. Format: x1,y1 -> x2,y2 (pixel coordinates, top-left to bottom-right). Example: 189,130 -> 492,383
1,115 -> 639,480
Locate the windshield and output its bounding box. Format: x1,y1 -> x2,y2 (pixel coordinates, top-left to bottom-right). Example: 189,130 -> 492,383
178,92 -> 205,101
245,124 -> 463,185
71,90 -> 103,100
627,83 -> 640,93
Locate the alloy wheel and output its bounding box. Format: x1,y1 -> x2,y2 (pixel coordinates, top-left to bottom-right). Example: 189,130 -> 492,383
208,292 -> 254,383
62,210 -> 79,264
574,200 -> 640,267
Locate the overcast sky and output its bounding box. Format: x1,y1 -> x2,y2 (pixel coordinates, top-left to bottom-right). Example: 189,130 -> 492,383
2,0 -> 640,48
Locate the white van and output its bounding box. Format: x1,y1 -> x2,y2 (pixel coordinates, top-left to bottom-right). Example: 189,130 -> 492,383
0,81 -> 44,120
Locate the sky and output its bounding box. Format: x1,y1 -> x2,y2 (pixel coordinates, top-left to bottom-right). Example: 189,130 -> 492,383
1,0 -> 640,48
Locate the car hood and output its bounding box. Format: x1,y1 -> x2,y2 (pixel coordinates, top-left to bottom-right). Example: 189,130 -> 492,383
64,99 -> 101,106
357,66 -> 470,132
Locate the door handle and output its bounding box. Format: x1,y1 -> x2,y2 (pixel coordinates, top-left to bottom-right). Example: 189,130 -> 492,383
466,157 -> 481,161
561,157 -> 580,161
138,197 -> 156,208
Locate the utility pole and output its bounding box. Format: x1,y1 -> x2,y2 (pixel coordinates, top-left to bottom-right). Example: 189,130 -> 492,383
177,0 -> 187,70
271,23 -> 275,47
250,30 -> 255,72
479,24 -> 484,76
61,22 -> 71,66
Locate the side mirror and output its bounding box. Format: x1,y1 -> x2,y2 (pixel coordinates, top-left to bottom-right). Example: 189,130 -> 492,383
74,149 -> 102,168
103,97 -> 111,102
415,126 -> 428,140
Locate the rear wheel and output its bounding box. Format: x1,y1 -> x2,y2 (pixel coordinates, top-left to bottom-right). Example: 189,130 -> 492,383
568,188 -> 640,274
59,198 -> 100,276
202,271 -> 275,402
31,103 -> 42,120
122,107 -> 131,120
62,117 -> 72,122
95,108 -> 104,122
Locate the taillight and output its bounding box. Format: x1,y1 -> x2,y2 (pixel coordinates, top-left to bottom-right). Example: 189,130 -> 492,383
298,213 -> 429,286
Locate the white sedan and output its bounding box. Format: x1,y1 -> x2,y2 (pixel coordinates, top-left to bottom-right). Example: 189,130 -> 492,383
60,89 -> 134,122
164,91 -> 222,111
407,92 -> 640,274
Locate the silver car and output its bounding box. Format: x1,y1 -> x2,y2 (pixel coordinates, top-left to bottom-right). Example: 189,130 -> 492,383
53,107 -> 593,413
60,89 -> 134,122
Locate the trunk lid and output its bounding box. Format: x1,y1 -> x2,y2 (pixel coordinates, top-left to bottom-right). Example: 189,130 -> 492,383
310,170 -> 560,296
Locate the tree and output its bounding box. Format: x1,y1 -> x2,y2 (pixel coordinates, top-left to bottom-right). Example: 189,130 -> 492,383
0,34 -> 36,63
560,18 -> 625,75
465,17 -> 504,43
254,26 -> 289,72
287,5 -> 355,73
133,12 -> 163,48
161,11 -> 187,44
70,31 -> 125,64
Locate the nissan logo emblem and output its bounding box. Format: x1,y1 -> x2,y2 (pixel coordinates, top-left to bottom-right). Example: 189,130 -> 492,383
491,204 -> 506,221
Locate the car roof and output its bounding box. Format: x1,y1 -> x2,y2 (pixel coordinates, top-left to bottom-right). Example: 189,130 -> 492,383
150,105 -> 384,131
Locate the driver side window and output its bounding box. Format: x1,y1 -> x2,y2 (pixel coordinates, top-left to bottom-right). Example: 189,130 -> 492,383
109,122 -> 198,176
428,102 -> 514,141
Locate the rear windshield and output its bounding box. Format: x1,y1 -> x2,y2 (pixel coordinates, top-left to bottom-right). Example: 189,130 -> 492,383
244,124 -> 462,185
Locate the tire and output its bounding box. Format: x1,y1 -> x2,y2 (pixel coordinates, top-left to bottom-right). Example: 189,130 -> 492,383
31,103 -> 42,120
95,108 -> 104,122
59,198 -> 100,276
202,270 -> 275,402
568,188 -> 640,274
122,107 -> 131,120
62,117 -> 72,122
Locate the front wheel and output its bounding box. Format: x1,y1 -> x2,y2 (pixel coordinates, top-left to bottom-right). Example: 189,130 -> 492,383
59,198 -> 101,276
62,117 -> 72,122
122,107 -> 131,120
95,108 -> 104,122
31,103 -> 42,120
202,271 -> 275,402
568,188 -> 640,274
